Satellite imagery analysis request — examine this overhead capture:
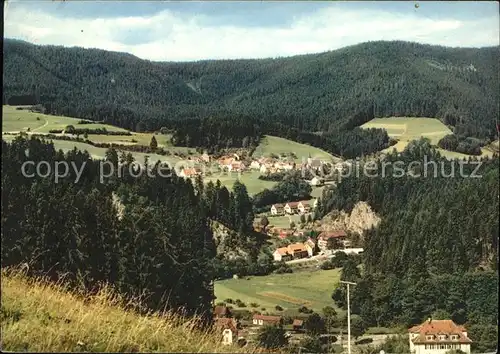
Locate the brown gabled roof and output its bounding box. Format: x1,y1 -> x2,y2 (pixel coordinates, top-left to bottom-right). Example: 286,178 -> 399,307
181,168 -> 198,176
319,230 -> 347,239
275,247 -> 290,256
253,314 -> 282,323
215,317 -> 238,333
292,319 -> 304,326
287,243 -> 307,253
409,320 -> 472,344
286,202 -> 300,208
214,305 -> 230,316
272,203 -> 285,209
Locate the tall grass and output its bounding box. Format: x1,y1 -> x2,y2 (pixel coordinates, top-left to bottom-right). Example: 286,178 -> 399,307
1,267 -> 252,352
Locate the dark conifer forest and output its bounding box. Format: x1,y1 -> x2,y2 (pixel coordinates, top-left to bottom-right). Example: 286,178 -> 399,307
4,39 -> 499,142
1,136 -> 254,324
320,139 -> 498,351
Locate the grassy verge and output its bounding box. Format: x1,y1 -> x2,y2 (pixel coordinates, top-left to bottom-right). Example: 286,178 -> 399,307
1,269 -> 249,353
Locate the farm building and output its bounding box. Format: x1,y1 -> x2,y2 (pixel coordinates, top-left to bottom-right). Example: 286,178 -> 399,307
273,242 -> 311,261
214,305 -> 232,319
252,314 -> 282,326
284,201 -> 313,214
270,203 -> 285,215
292,319 -> 304,331
317,230 -> 347,251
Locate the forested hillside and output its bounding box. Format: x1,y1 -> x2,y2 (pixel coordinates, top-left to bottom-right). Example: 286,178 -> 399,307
4,39 -> 499,140
1,136 -> 257,324
321,139 -> 498,351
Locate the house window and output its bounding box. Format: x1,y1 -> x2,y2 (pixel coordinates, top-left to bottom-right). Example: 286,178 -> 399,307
426,335 -> 434,341
447,344 -> 451,349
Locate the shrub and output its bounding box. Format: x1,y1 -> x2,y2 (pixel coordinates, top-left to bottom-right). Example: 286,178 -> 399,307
250,303 -> 259,308
355,338 -> 373,345
225,298 -> 234,304
275,305 -> 283,311
260,308 -> 266,311
215,302 -> 225,306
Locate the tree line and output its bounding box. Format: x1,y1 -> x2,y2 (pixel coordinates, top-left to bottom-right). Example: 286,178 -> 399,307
318,139 -> 498,351
1,136 -> 257,325
4,39 -> 498,142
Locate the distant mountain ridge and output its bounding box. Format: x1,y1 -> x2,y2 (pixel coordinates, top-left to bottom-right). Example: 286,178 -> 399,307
3,38 -> 499,139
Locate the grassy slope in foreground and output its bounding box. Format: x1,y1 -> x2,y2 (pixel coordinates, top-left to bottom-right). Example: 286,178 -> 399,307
214,268 -> 342,313
1,271 -> 247,353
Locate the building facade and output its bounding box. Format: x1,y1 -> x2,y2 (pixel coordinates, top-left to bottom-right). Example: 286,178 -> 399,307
408,319 -> 472,354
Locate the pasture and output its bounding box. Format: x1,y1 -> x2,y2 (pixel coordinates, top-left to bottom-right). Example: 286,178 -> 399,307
361,117 -> 452,145
214,268 -> 341,312
253,135 -> 339,163
3,105 -> 128,133
2,134 -> 182,166
2,105 -> 182,150
204,170 -> 278,196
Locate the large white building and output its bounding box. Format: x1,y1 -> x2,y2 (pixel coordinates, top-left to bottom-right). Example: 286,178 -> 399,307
408,319 -> 472,354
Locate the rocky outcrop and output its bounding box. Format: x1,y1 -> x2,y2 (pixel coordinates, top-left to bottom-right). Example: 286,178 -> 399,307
318,201 -> 381,237
211,221 -> 249,260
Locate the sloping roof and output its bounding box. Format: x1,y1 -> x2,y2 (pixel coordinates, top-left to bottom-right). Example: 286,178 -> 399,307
272,203 -> 285,209
319,230 -> 347,239
305,238 -> 316,248
253,314 -> 282,323
275,247 -> 290,256
292,319 -> 304,326
287,243 -> 307,253
215,317 -> 238,333
181,168 -> 197,176
409,319 -> 472,344
214,305 -> 230,317
286,202 -> 300,208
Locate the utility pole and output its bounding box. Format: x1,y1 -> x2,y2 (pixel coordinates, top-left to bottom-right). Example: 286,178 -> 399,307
340,281 -> 356,354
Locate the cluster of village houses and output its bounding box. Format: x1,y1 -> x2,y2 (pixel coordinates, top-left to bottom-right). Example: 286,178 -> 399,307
177,152 -> 342,185
272,230 -> 349,262
214,304 -> 474,354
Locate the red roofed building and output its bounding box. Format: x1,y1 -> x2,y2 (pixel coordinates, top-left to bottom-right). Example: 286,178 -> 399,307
292,319 -> 304,331
215,317 -> 241,345
273,243 -> 309,262
408,319 -> 472,354
214,305 -> 232,319
317,230 -> 347,251
252,314 -> 283,326
179,167 -> 198,179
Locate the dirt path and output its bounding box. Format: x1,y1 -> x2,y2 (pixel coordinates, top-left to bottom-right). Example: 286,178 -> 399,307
32,117 -> 49,132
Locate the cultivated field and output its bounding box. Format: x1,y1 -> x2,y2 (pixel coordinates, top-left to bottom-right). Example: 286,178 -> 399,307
253,135 -> 340,163
2,134 -> 183,166
361,117 -> 452,145
2,105 -> 179,149
214,268 -> 341,312
3,105 -> 128,133
363,117 -> 497,159
204,170 -> 278,196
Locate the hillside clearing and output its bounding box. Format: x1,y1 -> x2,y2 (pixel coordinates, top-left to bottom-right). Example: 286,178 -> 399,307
253,135 -> 339,163
2,106 -> 188,151
214,268 -> 341,312
2,105 -> 128,133
361,117 -> 452,145
1,270 -> 246,353
364,117 -> 496,159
